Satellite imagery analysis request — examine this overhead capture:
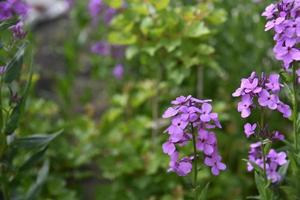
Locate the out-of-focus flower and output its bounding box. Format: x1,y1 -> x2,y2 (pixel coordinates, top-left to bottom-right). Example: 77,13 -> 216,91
111,45 -> 126,59
112,64 -> 124,80
88,0 -> 104,18
90,41 -> 110,56
0,0 -> 29,21
103,7 -> 116,24
0,66 -> 6,75
10,21 -> 26,39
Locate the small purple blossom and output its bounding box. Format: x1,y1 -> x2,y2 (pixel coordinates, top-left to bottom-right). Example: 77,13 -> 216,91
237,94 -> 252,118
112,64 -> 124,80
204,153 -> 226,175
88,0 -> 104,18
272,131 -> 285,141
0,66 -> 6,75
9,21 -> 26,39
162,96 -> 225,176
244,123 -> 257,138
103,7 -> 117,24
196,129 -> 216,155
90,41 -> 111,56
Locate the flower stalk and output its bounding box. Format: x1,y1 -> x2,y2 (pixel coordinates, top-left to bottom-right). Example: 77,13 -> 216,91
191,125 -> 198,199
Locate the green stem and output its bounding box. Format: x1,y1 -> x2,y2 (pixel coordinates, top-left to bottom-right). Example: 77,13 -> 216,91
260,109 -> 267,182
293,65 -> 298,151
191,125 -> 198,200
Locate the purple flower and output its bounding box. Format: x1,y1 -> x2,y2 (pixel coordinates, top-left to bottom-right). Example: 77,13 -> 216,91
200,103 -> 214,122
88,0 -> 104,18
272,131 -> 285,141
104,7 -> 117,24
277,102 -> 292,118
268,149 -> 287,165
0,2 -> 13,21
162,96 -> 225,176
90,41 -> 111,56
162,141 -> 176,156
0,66 -> 6,75
237,94 -> 252,118
9,21 -> 26,39
262,4 -> 277,19
0,0 -> 28,21
274,44 -> 300,69
204,153 -> 226,176
266,162 -> 282,183
266,74 -> 282,92
196,129 -> 216,155
168,152 -> 193,176
163,107 -> 178,118
244,123 -> 257,138
258,89 -> 279,110
171,95 -> 192,105
112,64 -> 124,80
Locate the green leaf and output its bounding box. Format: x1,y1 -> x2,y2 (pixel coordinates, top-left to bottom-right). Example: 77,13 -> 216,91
19,147 -> 48,171
254,172 -> 273,200
108,32 -> 137,45
25,160 -> 50,200
4,95 -> 27,135
254,172 -> 266,199
150,0 -> 170,10
4,43 -> 27,83
185,21 -> 210,38
125,46 -> 139,60
278,161 -> 289,180
0,18 -> 18,31
13,130 -> 62,149
104,0 -> 123,9
198,182 -> 210,200
5,60 -> 32,135
207,9 -> 227,25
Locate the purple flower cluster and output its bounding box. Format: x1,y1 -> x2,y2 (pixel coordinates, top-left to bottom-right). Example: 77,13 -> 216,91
0,0 -> 29,40
0,0 -> 28,21
232,72 -> 291,118
88,0 -> 118,24
247,142 -> 287,183
162,96 -> 226,176
262,0 -> 300,69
